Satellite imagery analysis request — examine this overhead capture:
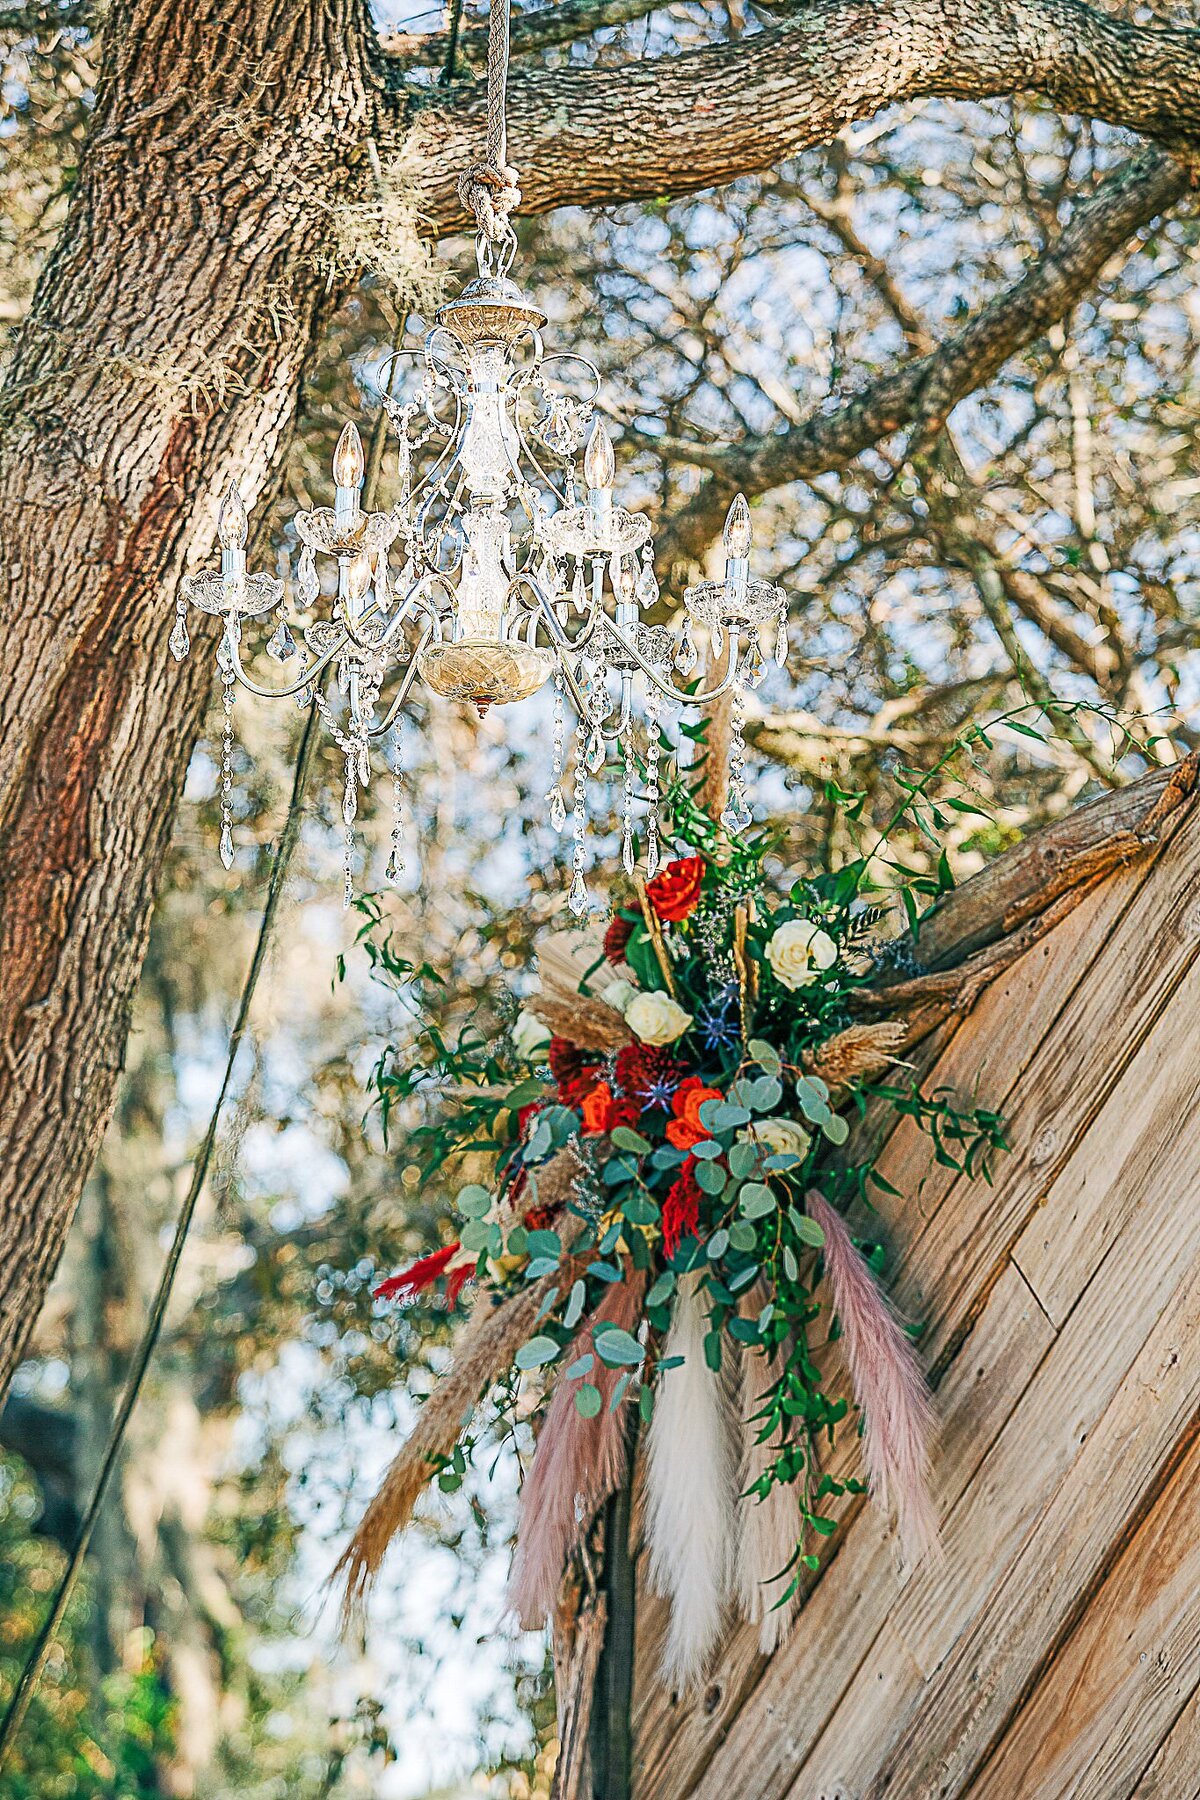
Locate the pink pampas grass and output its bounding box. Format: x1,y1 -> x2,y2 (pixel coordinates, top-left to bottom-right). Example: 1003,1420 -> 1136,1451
807,1189 -> 939,1563
508,1269 -> 647,1628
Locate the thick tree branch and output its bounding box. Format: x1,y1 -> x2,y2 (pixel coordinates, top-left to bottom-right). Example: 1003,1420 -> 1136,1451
653,146 -> 1189,575
394,0 -> 1200,234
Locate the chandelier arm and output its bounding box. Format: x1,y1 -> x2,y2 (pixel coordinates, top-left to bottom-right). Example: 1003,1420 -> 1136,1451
529,587 -> 589,716
367,626 -> 434,738
223,624 -> 352,701
601,617 -> 745,706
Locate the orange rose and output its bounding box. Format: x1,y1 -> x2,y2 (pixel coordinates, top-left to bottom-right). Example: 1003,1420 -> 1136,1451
666,1076 -> 723,1149
645,856 -> 705,923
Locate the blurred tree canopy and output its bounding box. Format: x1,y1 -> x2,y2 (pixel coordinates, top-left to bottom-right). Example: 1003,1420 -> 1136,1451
0,0 -> 1198,1792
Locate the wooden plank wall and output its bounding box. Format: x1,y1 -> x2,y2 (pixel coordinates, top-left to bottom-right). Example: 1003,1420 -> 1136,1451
629,793 -> 1200,1800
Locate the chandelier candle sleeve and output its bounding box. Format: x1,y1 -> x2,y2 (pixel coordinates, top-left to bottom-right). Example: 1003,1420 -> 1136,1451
171,0 -> 789,910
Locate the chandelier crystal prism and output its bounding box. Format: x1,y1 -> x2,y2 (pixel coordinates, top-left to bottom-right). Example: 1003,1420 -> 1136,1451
173,0 -> 789,912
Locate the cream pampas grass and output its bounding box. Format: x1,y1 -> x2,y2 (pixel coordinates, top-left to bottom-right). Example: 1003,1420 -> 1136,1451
735,1289 -> 800,1654
508,1270 -> 647,1628
807,1190 -> 938,1562
645,1274 -> 741,1689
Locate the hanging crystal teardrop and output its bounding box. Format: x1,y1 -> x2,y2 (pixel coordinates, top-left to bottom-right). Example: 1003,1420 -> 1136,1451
572,561 -> 587,614
267,619 -> 297,661
342,755 -> 358,827
720,681 -> 753,834
774,609 -> 788,666
676,616 -> 698,675
374,557 -> 391,612
742,637 -> 765,689
296,544 -> 319,604
586,725 -> 606,774
636,554 -> 659,610
169,609 -> 190,661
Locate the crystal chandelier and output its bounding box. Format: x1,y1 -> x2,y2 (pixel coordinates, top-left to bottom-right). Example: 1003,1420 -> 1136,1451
172,0 -> 788,914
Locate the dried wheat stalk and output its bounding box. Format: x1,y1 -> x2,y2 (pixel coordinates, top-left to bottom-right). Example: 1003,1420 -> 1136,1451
803,1021 -> 907,1090
527,992 -> 632,1051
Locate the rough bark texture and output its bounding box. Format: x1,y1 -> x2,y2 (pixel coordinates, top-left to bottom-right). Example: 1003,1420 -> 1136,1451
1,0 -> 1199,1398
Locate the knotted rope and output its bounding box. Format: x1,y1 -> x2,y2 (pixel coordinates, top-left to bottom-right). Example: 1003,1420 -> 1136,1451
457,0 -> 521,272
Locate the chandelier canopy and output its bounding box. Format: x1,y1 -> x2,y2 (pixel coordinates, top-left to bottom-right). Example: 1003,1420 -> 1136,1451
172,0 -> 789,912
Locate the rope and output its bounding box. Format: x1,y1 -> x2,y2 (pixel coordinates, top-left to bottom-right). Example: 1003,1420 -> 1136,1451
457,0 -> 520,266
0,401 -> 393,1773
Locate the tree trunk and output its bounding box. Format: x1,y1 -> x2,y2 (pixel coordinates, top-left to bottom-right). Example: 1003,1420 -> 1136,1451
0,0 -> 378,1390
0,0 -> 1198,1402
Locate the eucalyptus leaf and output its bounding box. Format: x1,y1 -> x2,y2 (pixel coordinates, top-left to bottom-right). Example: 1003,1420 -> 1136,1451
748,1038 -> 781,1076
457,1185 -> 492,1220
563,1278 -> 586,1329
646,1270 -> 676,1307
695,1159 -> 727,1195
575,1384 -> 602,1418
514,1334 -> 561,1370
565,1352 -> 595,1379
594,1328 -> 645,1367
739,1182 -> 776,1220
707,1228 -> 730,1261
611,1125 -> 652,1154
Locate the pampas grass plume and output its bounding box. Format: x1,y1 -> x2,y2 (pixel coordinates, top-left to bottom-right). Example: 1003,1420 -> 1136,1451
807,1189 -> 938,1562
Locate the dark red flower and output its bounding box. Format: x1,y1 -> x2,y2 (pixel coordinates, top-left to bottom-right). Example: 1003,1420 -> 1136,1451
645,856 -> 705,923
604,913 -> 635,964
614,1043 -> 683,1108
374,1242 -> 461,1302
662,1161 -> 701,1259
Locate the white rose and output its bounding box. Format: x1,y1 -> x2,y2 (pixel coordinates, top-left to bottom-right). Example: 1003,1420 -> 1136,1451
603,978 -> 637,1016
749,1116 -> 812,1163
765,917 -> 837,991
625,990 -> 693,1046
511,1009 -> 552,1059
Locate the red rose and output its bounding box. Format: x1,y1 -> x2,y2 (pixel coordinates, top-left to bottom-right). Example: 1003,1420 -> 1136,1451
662,1161 -> 701,1259
581,1081 -> 641,1136
645,856 -> 705,923
604,914 -> 635,964
666,1075 -> 723,1150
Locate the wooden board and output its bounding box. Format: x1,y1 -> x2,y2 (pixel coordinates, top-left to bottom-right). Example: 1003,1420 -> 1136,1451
623,771 -> 1200,1800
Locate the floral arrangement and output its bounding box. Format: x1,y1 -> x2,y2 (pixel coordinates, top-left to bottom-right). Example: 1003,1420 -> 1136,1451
336,796 -> 1005,1688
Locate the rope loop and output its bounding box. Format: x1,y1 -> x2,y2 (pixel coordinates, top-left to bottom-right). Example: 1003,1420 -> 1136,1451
458,162 -> 521,275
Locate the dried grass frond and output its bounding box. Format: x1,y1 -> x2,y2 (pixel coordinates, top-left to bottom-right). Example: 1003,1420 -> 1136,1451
527,992 -> 631,1052
804,1021 -> 907,1090
333,1182 -> 586,1629
334,1282 -> 550,1631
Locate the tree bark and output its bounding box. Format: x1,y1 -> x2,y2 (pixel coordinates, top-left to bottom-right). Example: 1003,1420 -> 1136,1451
1,0 -> 1199,1400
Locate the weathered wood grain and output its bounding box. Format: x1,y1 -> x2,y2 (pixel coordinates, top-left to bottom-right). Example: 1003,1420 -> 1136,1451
969,1432 -> 1200,1799
1131,1689 -> 1200,1798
